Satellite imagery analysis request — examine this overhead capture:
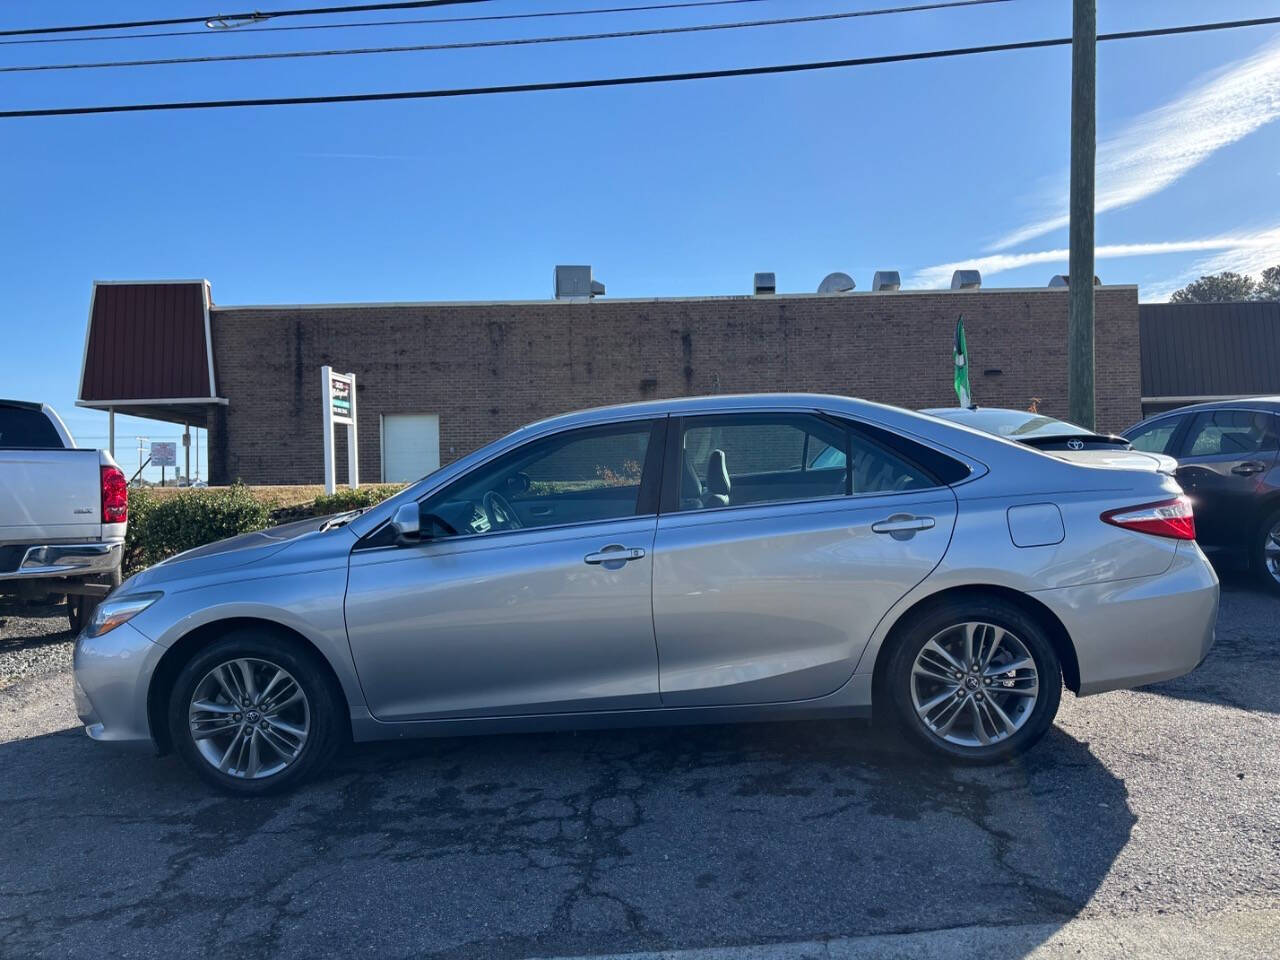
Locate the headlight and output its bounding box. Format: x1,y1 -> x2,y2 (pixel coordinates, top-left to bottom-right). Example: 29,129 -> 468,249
86,592 -> 163,637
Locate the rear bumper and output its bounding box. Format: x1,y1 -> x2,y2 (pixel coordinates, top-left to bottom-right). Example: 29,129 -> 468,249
1032,541 -> 1218,697
73,621 -> 162,748
0,541 -> 122,581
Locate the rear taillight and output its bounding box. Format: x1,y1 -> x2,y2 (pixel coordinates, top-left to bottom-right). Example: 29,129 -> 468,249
101,465 -> 128,524
1101,495 -> 1195,541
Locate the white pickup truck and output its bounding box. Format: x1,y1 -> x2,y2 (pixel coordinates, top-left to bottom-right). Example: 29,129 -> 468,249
0,399 -> 128,631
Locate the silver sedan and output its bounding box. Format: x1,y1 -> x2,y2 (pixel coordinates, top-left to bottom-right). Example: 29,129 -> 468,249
74,394 -> 1218,794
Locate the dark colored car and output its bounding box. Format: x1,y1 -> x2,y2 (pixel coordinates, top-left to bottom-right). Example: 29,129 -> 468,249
1123,397 -> 1280,592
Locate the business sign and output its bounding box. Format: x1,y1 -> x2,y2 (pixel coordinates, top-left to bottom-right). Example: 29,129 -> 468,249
321,366 -> 359,494
150,441 -> 177,467
329,373 -> 354,425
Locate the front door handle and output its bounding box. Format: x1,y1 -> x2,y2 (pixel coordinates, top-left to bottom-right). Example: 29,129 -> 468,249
1232,461 -> 1265,477
871,515 -> 936,540
584,545 -> 646,566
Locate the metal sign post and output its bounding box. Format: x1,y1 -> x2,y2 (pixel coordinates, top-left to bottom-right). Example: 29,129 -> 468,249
321,366 -> 359,494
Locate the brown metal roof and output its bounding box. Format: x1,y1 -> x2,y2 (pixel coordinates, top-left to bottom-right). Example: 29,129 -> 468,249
1140,300 -> 1280,401
77,281 -> 224,427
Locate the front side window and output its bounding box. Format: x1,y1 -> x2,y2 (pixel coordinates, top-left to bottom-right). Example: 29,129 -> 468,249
1181,410 -> 1278,458
675,412 -> 934,512
1126,416 -> 1182,454
419,420 -> 658,537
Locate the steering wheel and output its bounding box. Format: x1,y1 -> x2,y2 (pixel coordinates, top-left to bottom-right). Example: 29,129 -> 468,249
482,490 -> 523,530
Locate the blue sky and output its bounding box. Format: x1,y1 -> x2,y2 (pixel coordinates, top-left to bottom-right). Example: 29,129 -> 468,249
2,0 -> 1279,478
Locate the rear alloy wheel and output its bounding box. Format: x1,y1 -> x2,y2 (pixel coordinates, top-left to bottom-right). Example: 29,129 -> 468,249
1252,509 -> 1280,596
168,631 -> 343,795
886,600 -> 1061,763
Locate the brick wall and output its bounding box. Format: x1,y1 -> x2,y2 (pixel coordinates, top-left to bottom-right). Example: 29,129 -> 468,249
207,287 -> 1141,485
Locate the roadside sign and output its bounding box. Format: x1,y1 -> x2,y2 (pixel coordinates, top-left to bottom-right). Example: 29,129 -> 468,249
150,441 -> 177,467
329,372 -> 354,425
321,366 -> 359,494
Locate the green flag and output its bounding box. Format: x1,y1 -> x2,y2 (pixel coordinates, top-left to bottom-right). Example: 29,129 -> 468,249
953,315 -> 971,408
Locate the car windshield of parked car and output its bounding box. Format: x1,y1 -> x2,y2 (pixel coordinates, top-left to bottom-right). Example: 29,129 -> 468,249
934,408 -> 1093,440
0,406 -> 63,448
418,421 -> 656,536
1125,416 -> 1184,454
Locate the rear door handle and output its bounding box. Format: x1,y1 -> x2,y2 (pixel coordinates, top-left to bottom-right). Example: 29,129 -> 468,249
584,545 -> 646,566
871,515 -> 935,539
1232,461 -> 1265,476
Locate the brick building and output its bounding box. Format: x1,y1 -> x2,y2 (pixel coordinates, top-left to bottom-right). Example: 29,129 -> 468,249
76,277 -> 1143,486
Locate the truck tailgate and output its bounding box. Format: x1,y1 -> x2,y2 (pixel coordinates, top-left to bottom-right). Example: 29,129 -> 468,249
0,449 -> 101,542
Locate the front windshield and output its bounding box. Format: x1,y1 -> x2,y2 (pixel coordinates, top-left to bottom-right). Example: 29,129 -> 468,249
939,409 -> 1093,439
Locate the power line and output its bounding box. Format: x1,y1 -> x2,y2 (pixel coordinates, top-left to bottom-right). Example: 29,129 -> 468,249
0,0 -> 488,38
4,14 -> 1278,120
1,1 -> 1017,75
0,1 -> 777,47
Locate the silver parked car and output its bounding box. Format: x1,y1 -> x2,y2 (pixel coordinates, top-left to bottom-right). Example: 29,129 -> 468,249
74,394 -> 1218,794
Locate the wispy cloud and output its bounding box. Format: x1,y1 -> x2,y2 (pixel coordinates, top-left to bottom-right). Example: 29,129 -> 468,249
910,230 -> 1280,291
989,36 -> 1280,251
1140,224 -> 1280,301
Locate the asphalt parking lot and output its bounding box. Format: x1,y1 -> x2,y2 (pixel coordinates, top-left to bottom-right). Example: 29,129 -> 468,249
1,566 -> 1278,960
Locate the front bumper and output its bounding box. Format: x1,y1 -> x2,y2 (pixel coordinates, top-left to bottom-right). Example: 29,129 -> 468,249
0,541 -> 122,581
73,621 -> 164,748
1033,541 -> 1219,697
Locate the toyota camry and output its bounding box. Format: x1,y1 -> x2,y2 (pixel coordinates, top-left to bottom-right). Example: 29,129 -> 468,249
74,394 -> 1218,793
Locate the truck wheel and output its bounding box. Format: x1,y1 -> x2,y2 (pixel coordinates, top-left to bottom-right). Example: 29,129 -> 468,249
68,568 -> 122,634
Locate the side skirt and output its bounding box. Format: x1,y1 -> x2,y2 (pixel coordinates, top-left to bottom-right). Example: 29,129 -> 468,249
349,674 -> 874,742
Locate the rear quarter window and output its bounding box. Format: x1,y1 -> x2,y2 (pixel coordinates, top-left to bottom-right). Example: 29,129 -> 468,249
0,407 -> 63,449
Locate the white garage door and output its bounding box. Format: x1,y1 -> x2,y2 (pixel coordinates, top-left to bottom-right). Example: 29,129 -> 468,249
381,414 -> 440,482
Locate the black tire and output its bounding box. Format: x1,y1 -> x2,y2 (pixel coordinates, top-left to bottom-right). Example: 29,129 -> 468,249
67,568 -> 121,634
1251,508 -> 1280,596
883,597 -> 1062,764
166,628 -> 345,795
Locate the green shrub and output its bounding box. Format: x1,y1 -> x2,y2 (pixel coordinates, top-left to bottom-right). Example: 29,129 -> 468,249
310,485 -> 404,515
124,483 -> 274,576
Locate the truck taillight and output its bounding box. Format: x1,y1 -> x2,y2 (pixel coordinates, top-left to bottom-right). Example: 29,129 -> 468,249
1101,496 -> 1195,541
101,465 -> 128,524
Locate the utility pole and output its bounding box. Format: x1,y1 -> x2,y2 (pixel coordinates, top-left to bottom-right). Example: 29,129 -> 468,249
1068,0 -> 1096,429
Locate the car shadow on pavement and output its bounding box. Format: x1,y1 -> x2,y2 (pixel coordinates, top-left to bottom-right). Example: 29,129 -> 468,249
1141,558 -> 1280,715
0,714 -> 1135,960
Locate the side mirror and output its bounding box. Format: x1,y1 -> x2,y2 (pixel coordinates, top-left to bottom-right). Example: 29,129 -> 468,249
504,472 -> 531,495
391,503 -> 420,543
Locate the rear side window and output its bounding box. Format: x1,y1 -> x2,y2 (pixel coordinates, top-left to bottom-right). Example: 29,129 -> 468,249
1126,416 -> 1183,454
673,413 -> 945,513
0,407 -> 63,449
1181,410 -> 1278,457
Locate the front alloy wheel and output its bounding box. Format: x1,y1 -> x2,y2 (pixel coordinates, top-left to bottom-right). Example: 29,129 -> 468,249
168,630 -> 343,794
188,658 -> 311,780
887,599 -> 1061,763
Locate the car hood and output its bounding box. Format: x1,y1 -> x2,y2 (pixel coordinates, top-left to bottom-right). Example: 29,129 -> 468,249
125,515 -> 338,589
1045,449 -> 1177,474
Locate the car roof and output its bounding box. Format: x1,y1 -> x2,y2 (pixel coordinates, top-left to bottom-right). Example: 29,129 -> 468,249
519,393 -> 872,432
1135,396 -> 1280,423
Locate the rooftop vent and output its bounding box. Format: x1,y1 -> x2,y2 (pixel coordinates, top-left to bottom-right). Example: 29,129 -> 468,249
951,269 -> 982,290
1048,274 -> 1101,287
872,270 -> 901,292
554,265 -> 606,299
817,272 -> 855,294
753,272 -> 777,296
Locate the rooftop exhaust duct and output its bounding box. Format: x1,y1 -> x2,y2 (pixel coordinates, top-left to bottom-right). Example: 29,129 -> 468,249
817,272 -> 855,294
753,272 -> 777,295
872,271 -> 901,292
1048,274 -> 1101,287
554,265 -> 605,299
951,269 -> 982,290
